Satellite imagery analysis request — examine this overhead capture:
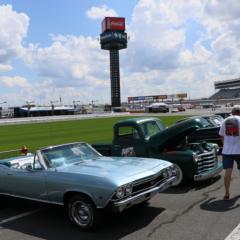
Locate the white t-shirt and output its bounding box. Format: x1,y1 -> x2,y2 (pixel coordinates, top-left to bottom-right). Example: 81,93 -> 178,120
219,115 -> 240,155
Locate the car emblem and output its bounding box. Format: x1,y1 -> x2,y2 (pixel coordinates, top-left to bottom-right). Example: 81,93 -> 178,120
150,180 -> 155,185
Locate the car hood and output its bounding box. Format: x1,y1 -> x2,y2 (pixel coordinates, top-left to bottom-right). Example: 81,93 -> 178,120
149,117 -> 204,148
55,156 -> 171,185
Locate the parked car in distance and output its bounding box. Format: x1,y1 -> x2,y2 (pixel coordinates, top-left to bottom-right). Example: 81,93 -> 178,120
176,115 -> 223,150
177,115 -> 224,127
201,115 -> 224,127
170,104 -> 186,112
0,142 -> 176,230
92,117 -> 222,187
145,103 -> 169,113
214,112 -> 231,119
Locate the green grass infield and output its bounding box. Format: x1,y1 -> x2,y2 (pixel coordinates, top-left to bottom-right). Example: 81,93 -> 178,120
0,115 -> 189,159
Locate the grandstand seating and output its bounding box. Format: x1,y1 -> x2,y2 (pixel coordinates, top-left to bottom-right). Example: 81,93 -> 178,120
210,88 -> 240,100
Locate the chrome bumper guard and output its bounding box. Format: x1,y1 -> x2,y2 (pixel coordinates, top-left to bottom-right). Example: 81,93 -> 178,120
194,162 -> 223,181
113,176 -> 176,212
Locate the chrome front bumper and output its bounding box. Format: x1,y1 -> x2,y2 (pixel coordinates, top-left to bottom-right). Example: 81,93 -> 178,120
194,162 -> 223,181
113,176 -> 176,212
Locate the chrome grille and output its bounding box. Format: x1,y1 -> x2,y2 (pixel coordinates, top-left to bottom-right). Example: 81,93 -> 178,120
197,150 -> 217,174
111,170 -> 167,202
132,171 -> 165,195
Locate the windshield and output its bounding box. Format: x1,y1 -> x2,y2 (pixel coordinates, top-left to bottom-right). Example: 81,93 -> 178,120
41,143 -> 101,168
140,120 -> 164,138
194,117 -> 213,128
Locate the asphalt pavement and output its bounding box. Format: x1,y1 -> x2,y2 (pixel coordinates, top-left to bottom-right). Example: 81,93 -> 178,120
1,167 -> 240,240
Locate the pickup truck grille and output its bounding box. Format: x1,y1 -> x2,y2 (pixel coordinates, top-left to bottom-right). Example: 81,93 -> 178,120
197,150 -> 217,174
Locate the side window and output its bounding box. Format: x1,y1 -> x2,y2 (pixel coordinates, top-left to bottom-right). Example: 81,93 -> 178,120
118,126 -> 140,140
33,154 -> 43,170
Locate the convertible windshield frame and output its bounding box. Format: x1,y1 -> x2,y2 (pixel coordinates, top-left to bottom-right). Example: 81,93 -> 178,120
39,142 -> 102,168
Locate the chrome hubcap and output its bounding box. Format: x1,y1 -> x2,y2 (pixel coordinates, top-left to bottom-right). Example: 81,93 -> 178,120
71,201 -> 92,227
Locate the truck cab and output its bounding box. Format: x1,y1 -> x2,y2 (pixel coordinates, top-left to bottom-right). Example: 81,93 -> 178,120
112,118 -> 165,157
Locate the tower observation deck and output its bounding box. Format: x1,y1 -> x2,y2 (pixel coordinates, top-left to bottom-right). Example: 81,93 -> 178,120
100,17 -> 128,107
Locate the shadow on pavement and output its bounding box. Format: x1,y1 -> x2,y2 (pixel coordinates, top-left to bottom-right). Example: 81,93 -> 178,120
200,195 -> 240,212
163,175 -> 222,194
1,201 -> 165,240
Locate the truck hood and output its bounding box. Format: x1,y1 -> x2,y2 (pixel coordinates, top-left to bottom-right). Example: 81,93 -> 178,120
149,118 -> 203,148
56,156 -> 171,184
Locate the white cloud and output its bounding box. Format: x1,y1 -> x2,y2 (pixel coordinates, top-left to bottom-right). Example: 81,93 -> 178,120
0,64 -> 12,72
3,0 -> 240,105
27,35 -> 109,87
0,5 -> 29,64
0,76 -> 30,88
120,0 -> 240,99
86,5 -> 118,20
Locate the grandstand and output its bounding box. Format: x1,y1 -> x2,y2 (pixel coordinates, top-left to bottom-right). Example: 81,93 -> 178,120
210,78 -> 240,100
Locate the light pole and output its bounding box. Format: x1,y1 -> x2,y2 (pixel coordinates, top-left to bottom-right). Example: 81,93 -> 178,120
26,101 -> 34,117
73,100 -> 80,109
0,101 -> 7,118
91,100 -> 98,113
50,100 -> 59,116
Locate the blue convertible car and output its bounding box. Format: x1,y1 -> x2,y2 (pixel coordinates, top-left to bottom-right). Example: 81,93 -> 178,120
0,142 -> 176,230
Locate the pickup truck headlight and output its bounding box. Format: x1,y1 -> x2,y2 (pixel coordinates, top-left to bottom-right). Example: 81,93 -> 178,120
116,186 -> 125,199
193,153 -> 199,163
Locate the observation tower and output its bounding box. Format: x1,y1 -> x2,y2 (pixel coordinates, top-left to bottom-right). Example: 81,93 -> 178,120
100,17 -> 128,107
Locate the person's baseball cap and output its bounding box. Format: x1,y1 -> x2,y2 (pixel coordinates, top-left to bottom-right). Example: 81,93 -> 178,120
231,105 -> 240,115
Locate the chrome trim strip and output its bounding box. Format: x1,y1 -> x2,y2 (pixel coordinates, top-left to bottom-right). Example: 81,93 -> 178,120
198,150 -> 215,157
0,192 -> 63,206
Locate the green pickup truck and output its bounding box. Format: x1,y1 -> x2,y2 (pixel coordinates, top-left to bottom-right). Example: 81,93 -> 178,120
92,117 -> 222,186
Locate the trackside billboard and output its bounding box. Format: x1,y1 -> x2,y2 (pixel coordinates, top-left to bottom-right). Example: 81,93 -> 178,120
102,17 -> 125,33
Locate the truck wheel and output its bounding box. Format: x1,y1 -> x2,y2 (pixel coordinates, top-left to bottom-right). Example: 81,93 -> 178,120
171,164 -> 183,187
68,194 -> 98,230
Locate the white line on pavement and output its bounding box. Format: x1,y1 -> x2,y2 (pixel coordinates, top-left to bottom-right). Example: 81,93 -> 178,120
0,209 -> 42,225
225,223 -> 240,240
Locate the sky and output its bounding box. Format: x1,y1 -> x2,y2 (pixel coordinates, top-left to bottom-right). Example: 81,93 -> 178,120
0,0 -> 240,106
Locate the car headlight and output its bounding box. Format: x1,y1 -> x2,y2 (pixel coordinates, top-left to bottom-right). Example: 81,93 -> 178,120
116,186 -> 125,199
167,167 -> 172,177
162,169 -> 168,178
169,165 -> 177,175
125,184 -> 133,195
193,153 -> 199,163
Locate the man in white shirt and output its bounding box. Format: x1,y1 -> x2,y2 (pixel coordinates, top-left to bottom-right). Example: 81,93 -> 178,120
219,105 -> 240,200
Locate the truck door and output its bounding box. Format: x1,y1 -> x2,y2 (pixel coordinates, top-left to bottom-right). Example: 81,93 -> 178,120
112,125 -> 148,157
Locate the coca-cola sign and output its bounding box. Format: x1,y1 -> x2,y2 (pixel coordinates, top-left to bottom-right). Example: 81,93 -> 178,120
102,17 -> 125,32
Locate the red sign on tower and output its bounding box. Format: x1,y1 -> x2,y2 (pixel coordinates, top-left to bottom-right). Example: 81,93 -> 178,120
102,17 -> 125,33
